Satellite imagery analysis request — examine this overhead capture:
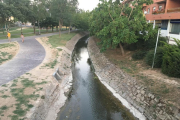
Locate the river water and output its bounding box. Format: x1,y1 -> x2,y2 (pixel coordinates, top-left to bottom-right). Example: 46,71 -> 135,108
56,36 -> 137,120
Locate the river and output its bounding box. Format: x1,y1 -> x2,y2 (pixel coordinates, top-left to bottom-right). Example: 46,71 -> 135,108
56,36 -> 137,120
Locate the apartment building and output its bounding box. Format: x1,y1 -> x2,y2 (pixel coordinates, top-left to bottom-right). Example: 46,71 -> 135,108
143,0 -> 180,43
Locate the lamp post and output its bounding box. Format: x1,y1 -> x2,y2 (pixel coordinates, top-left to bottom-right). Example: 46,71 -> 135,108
152,25 -> 161,68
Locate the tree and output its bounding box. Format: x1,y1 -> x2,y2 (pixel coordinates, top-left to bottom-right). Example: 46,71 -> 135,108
89,0 -> 156,56
27,5 -> 38,34
3,0 -> 31,33
50,0 -> 78,37
73,9 -> 90,31
0,2 -> 12,33
40,17 -> 58,32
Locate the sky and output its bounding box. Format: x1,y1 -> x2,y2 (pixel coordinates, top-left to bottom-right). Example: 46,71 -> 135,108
78,0 -> 100,11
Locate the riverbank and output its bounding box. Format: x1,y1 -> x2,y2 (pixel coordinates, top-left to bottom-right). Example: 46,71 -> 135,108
0,32 -> 87,120
30,32 -> 88,120
87,36 -> 180,120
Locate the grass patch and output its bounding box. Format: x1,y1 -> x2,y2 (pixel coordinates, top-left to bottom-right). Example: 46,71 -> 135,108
21,78 -> 36,88
1,84 -> 7,87
0,90 -> 4,94
36,81 -> 47,85
36,87 -> 43,92
9,115 -> 19,120
0,43 -> 15,49
27,104 -> 34,109
1,95 -> 10,99
44,59 -> 57,68
10,87 -> 39,117
0,27 -> 68,40
1,52 -> 8,57
0,105 -> 8,110
0,110 -> 3,115
0,43 -> 14,65
48,33 -> 76,48
11,83 -> 17,87
58,48 -> 62,51
41,95 -> 45,99
13,109 -> 26,116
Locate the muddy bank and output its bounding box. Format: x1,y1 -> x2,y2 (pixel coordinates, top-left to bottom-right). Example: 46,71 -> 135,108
87,36 -> 180,120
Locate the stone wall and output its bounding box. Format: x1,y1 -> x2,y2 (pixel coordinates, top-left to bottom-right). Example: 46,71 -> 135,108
30,32 -> 88,120
87,36 -> 180,120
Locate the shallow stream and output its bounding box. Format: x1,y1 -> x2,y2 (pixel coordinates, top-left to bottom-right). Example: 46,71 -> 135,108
56,36 -> 137,120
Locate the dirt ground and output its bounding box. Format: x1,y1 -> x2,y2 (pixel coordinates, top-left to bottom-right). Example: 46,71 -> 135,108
94,39 -> 180,110
0,37 -> 62,120
0,42 -> 19,65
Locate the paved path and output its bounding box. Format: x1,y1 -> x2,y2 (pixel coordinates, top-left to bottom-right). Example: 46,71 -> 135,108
0,31 -> 68,85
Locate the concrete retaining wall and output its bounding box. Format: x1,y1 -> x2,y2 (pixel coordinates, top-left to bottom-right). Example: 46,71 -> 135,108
30,32 -> 88,120
87,36 -> 180,120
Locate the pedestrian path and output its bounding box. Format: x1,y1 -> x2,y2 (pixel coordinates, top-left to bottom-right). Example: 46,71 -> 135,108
0,31 -> 68,85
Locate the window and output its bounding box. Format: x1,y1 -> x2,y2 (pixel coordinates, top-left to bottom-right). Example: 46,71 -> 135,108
161,20 -> 168,30
170,23 -> 180,34
153,7 -> 156,11
148,8 -> 150,14
159,6 -> 162,11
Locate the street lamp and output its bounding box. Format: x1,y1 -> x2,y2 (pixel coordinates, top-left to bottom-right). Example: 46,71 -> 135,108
152,24 -> 161,68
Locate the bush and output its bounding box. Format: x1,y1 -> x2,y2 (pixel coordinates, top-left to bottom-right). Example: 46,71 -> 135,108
132,51 -> 147,60
145,47 -> 164,68
162,42 -> 180,78
125,35 -> 168,51
136,36 -> 168,50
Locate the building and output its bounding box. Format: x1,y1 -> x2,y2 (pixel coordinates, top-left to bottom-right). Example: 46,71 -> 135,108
143,0 -> 180,44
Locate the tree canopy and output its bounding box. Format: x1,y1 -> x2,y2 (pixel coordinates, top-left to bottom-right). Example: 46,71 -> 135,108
50,0 -> 78,36
89,0 -> 157,55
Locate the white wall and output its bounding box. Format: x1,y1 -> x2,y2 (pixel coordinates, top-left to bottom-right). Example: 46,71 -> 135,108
160,30 -> 168,37
169,34 -> 180,40
160,30 -> 179,45
169,34 -> 180,45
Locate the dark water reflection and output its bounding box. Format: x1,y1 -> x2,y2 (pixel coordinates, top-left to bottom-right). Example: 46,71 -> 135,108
56,36 -> 137,120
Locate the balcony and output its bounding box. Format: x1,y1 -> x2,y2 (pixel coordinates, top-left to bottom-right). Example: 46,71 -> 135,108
167,7 -> 180,13
145,12 -> 180,20
152,9 -> 165,14
154,0 -> 166,3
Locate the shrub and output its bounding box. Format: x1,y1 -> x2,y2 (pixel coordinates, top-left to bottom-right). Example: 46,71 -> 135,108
132,51 -> 147,60
145,47 -> 164,68
136,36 -> 168,50
162,41 -> 180,78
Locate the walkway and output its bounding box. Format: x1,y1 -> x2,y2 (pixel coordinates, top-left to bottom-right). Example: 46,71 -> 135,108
0,31 -> 67,85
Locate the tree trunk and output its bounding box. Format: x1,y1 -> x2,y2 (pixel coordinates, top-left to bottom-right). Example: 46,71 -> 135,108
38,20 -> 41,35
21,23 -> 22,33
46,27 -> 48,33
119,43 -> 124,56
56,26 -> 58,32
68,24 -> 70,34
52,26 -> 53,32
59,20 -> 62,37
2,27 -> 4,35
5,23 -> 6,31
7,24 -> 9,32
33,23 -> 36,34
66,26 -> 67,30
